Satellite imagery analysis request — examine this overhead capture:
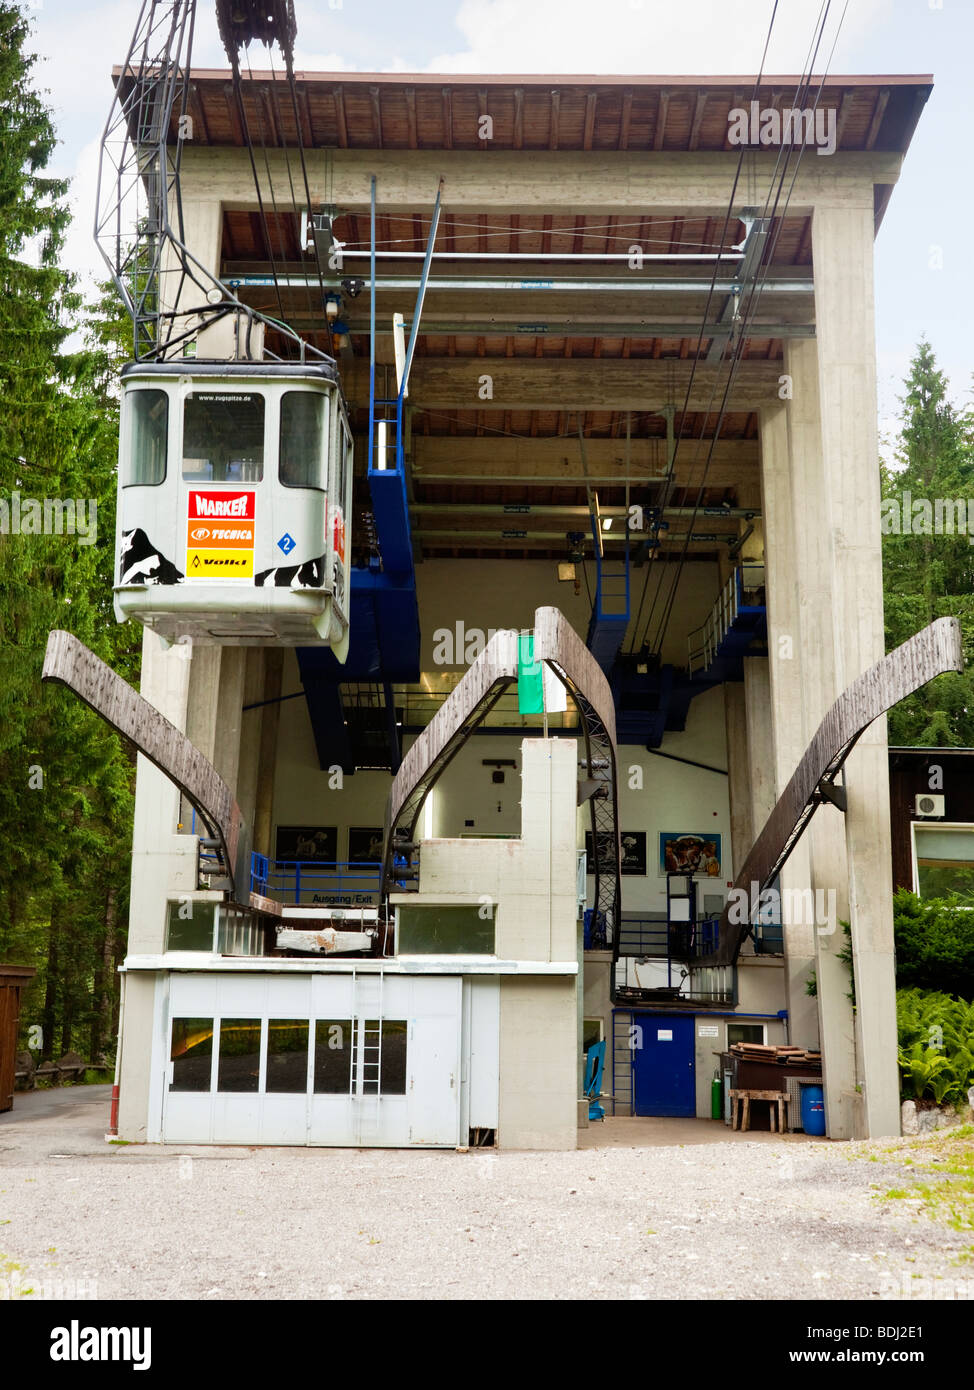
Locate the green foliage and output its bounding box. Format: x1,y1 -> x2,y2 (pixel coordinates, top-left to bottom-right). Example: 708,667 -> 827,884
882,340 -> 974,745
804,922 -> 854,1004
896,988 -> 974,1106
0,3 -> 136,1062
893,890 -> 974,999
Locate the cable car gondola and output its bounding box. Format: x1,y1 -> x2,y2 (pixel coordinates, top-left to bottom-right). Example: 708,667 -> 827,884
115,358 -> 352,651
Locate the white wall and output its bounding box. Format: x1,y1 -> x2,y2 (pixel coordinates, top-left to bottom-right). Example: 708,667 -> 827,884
272,673 -> 732,923
605,683 -> 733,916
270,560 -> 733,917
416,557 -> 720,670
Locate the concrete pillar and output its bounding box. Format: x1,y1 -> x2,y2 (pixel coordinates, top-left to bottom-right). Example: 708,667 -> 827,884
812,203 -> 900,1138
724,682 -> 753,878
254,649 -> 284,857
237,649 -> 266,830
211,647 -> 247,792
185,647 -> 222,765
121,629 -> 194,1141
785,336 -> 855,1130
128,629 -> 192,954
162,198 -> 263,359
743,657 -> 775,833
758,404 -> 819,1047
498,738 -> 578,1148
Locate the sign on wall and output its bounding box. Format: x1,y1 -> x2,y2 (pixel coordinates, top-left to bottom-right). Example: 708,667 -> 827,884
275,826 -> 338,864
659,832 -> 722,878
586,830 -> 647,876
348,827 -> 384,863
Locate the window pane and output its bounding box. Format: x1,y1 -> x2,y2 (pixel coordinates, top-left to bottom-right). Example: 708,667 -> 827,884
727,1024 -> 764,1046
916,828 -> 974,901
280,392 -> 326,489
363,1019 -> 407,1096
313,1019 -> 353,1093
125,389 -> 168,486
266,1020 -> 309,1093
917,860 -> 974,901
397,904 -> 495,954
218,1018 -> 262,1092
165,901 -> 216,951
170,1018 -> 213,1092
915,828 -> 974,862
183,392 -> 264,482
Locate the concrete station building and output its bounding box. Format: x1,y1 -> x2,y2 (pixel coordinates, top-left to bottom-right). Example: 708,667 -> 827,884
113,69 -> 932,1148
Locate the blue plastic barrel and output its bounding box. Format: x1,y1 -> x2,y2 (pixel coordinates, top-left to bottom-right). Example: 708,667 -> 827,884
801,1083 -> 826,1136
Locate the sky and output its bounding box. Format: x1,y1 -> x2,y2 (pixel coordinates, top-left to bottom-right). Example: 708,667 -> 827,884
20,0 -> 974,444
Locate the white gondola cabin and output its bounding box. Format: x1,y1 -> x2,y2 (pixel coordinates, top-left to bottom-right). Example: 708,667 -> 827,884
115,359 -> 352,651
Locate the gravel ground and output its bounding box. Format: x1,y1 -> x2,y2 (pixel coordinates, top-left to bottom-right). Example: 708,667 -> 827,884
0,1086 -> 969,1301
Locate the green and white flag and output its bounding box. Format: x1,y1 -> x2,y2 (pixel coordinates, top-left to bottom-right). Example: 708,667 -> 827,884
517,634 -> 568,714
517,634 -> 544,714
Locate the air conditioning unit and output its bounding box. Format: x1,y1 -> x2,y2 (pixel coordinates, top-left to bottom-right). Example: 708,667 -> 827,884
914,794 -> 945,818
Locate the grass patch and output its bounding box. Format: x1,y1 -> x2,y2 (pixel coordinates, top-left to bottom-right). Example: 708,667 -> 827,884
871,1125 -> 974,1232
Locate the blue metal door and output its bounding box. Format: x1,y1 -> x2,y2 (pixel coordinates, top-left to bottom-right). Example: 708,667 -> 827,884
632,1014 -> 696,1117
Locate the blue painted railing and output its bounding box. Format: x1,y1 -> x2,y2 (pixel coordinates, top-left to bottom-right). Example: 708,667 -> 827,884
617,918 -> 720,959
250,854 -> 381,905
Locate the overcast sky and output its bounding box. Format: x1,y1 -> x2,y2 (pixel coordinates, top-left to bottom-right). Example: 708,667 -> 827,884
22,0 -> 974,442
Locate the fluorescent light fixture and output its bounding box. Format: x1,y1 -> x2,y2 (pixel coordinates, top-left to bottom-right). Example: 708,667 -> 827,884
393,312 -> 408,398
376,419 -> 388,471
602,517 -> 613,531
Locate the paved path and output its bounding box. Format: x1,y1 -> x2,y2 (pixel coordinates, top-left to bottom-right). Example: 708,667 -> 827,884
0,1087 -> 967,1300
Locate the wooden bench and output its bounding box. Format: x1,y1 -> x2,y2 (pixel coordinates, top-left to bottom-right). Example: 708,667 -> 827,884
730,1087 -> 789,1134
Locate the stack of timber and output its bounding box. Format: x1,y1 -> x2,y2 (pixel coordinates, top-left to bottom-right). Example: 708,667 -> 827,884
730,1043 -> 821,1067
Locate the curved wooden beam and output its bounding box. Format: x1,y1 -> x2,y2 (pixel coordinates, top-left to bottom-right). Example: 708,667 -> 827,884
381,606 -> 621,913
713,616 -> 964,966
42,630 -> 243,893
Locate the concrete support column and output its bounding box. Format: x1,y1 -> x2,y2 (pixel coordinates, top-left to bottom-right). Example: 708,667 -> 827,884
185,647 -> 222,766
742,657 -> 775,834
724,683 -> 753,879
211,647 -> 247,792
254,649 -> 284,857
785,337 -> 855,1127
758,404 -> 818,1045
162,198 -> 262,359
237,649 -> 266,831
128,629 -> 192,954
812,203 -> 900,1138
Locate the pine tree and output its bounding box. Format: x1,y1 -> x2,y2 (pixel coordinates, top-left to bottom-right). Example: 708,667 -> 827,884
882,340 -> 974,746
0,3 -> 136,1064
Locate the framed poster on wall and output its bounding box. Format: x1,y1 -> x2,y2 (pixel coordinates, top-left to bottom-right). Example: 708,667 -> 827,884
275,825 -> 338,864
585,830 -> 647,876
658,832 -> 722,878
348,827 -> 384,863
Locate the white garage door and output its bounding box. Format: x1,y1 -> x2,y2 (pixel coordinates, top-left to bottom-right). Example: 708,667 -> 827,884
161,971 -> 461,1147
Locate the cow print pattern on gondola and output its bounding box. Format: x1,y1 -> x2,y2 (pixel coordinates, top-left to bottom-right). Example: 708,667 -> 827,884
119,529 -> 184,585
255,554 -> 325,588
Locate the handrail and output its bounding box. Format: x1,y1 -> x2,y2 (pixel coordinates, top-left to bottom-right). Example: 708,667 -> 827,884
253,856 -> 382,905
687,562 -> 766,675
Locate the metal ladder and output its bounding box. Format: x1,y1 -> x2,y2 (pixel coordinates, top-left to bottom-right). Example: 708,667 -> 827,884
611,1008 -> 635,1117
352,968 -> 384,1143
